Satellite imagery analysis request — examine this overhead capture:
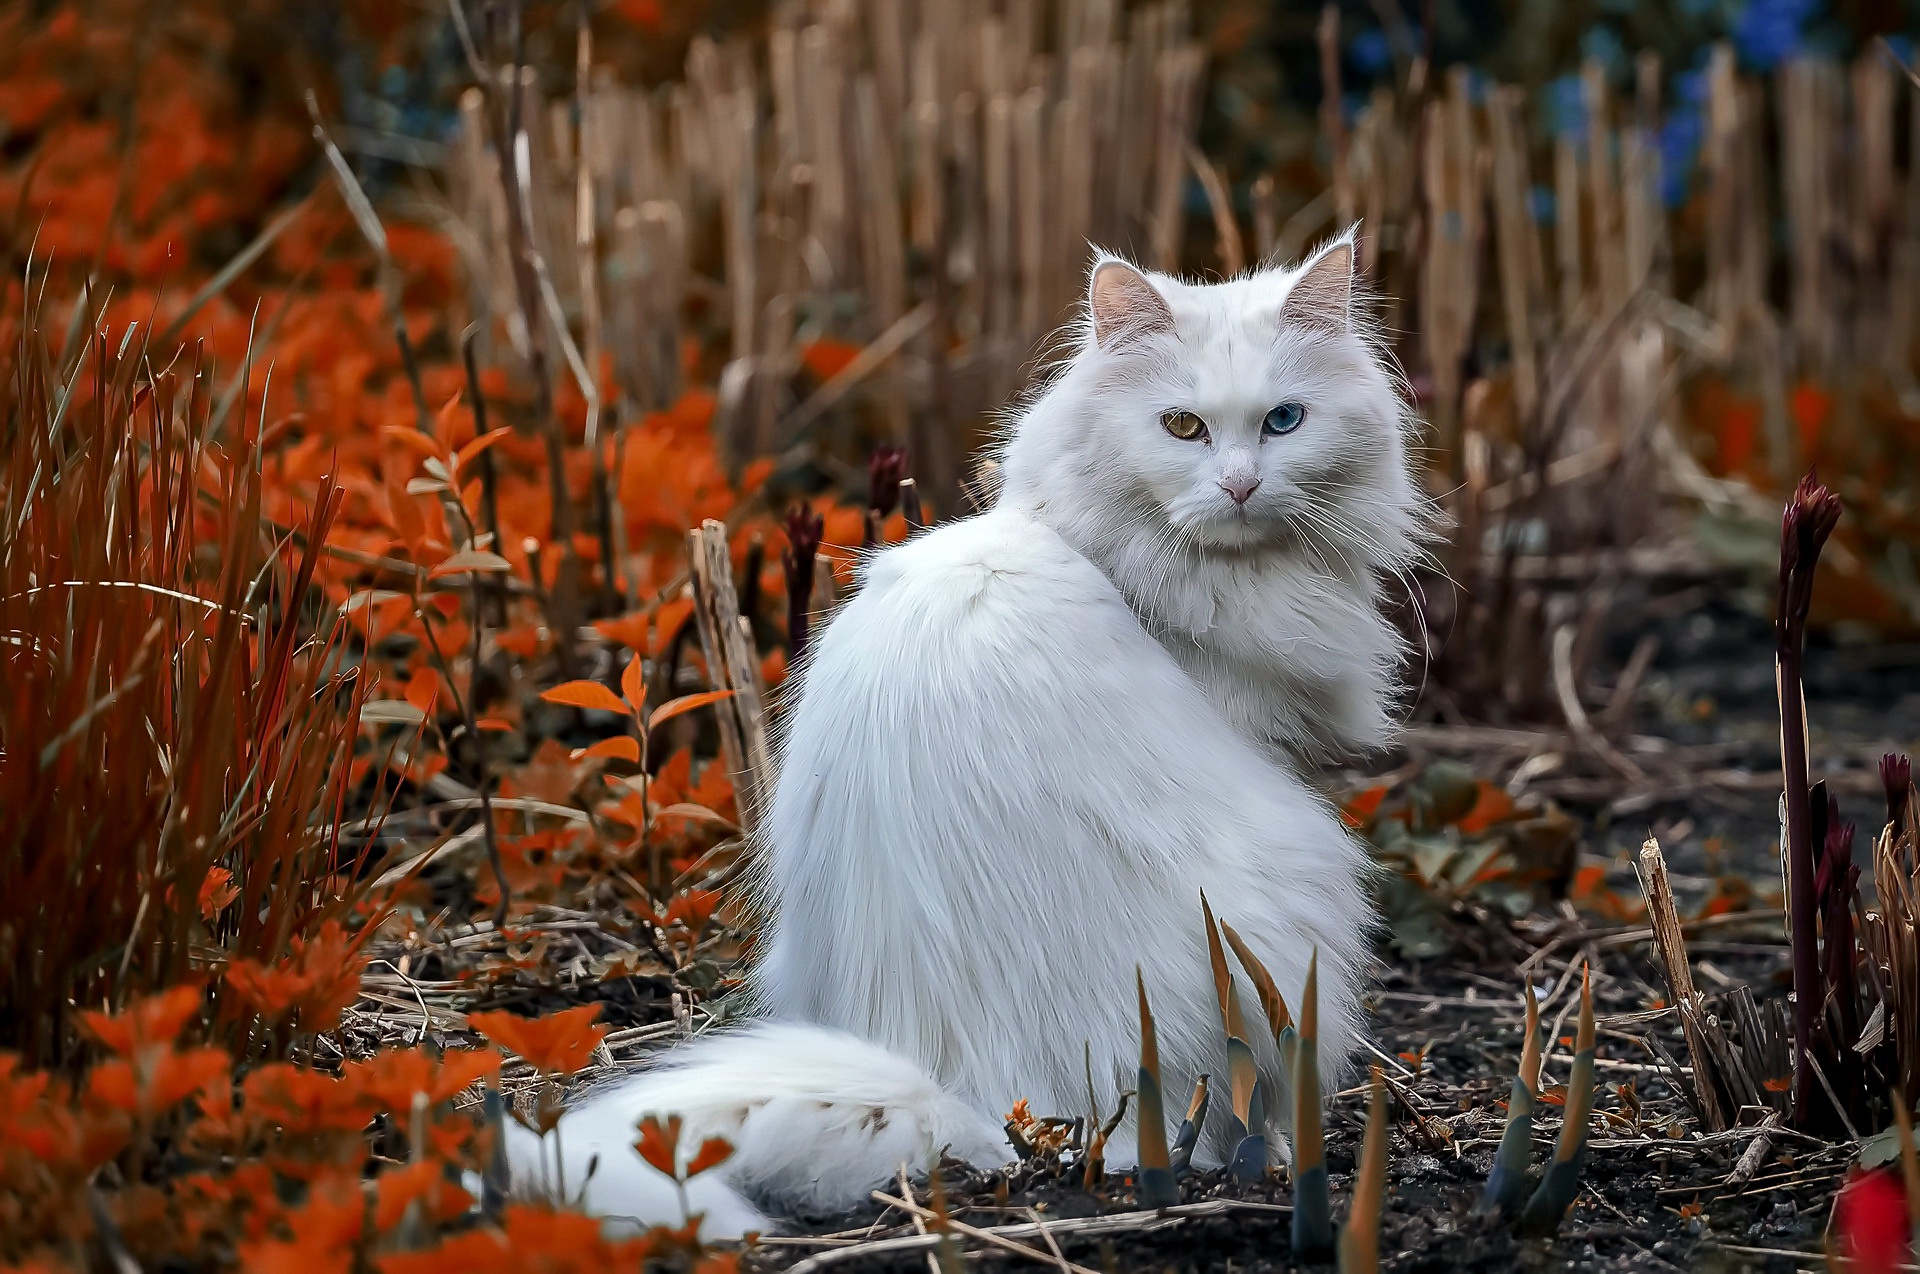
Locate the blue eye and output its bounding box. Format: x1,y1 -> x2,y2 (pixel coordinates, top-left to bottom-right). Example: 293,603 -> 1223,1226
1262,402 -> 1306,436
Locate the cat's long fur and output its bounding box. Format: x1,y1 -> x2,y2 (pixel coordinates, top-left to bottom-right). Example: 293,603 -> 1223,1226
508,234 -> 1430,1237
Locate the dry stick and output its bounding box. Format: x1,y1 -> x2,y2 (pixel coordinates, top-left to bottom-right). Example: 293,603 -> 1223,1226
779,1200 -> 1290,1273
1727,1111 -> 1782,1185
496,9 -> 580,676
1187,145 -> 1243,277
1550,623 -> 1643,781
780,303 -> 934,437
572,3 -> 624,611
461,327 -> 506,624
871,1192 -> 1099,1274
892,1168 -> 942,1274
1634,837 -> 1729,1131
458,333 -> 510,927
1250,174 -> 1277,263
1317,4 -> 1352,226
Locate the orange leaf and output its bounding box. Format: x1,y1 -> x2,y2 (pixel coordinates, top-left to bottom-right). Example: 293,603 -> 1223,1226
1763,1076 -> 1792,1093
432,391 -> 464,450
620,653 -> 646,715
799,338 -> 861,382
380,426 -> 443,462
476,716 -> 517,732
648,689 -> 734,731
454,427 -> 511,473
1341,785 -> 1389,829
649,597 -> 695,658
685,1136 -> 734,1177
405,667 -> 442,714
635,1114 -> 683,1177
198,867 -> 239,921
1455,780 -> 1516,836
468,1005 -> 607,1077
80,985 -> 204,1056
540,680 -> 632,715
593,611 -> 651,651
429,548 -> 513,579
571,736 -> 641,763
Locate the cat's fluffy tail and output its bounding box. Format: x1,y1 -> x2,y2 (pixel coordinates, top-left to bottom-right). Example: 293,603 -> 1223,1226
504,1022 -> 1012,1239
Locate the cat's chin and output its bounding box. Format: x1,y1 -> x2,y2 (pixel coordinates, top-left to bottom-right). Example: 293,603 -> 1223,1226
1175,513 -> 1290,554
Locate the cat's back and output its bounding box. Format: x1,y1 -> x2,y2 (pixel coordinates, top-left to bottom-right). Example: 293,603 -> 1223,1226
853,506 -> 1124,629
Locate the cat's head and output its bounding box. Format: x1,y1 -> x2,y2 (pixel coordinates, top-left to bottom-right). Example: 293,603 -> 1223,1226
999,233 -> 1427,572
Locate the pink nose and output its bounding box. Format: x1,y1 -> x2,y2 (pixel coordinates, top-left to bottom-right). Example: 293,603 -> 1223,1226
1219,476 -> 1261,505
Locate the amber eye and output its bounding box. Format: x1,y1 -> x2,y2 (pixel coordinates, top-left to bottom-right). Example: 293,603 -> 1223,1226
1161,410 -> 1209,442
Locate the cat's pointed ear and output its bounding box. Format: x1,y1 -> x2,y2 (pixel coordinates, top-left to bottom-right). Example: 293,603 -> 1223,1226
1088,256 -> 1174,350
1278,235 -> 1356,334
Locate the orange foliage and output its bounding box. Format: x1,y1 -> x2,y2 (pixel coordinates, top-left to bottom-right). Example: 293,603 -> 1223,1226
468,1006 -> 608,1078
224,922 -> 370,1034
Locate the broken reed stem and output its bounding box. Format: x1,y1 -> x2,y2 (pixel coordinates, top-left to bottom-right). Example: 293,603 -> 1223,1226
687,519 -> 771,832
1635,836 -> 1729,1131
1776,470 -> 1843,1129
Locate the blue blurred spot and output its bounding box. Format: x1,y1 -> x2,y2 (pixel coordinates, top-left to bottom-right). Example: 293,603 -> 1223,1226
1660,107 -> 1706,208
1348,29 -> 1392,77
1544,75 -> 1587,141
1528,186 -> 1555,224
1731,0 -> 1820,71
1580,24 -> 1627,75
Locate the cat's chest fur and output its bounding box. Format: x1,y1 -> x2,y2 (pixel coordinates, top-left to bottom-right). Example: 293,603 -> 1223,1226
1095,541 -> 1399,764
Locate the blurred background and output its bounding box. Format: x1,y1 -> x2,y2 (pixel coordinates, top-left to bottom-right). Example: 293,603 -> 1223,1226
5,0 -> 1919,773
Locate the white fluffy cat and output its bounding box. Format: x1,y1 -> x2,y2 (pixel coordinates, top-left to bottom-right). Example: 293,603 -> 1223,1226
507,233 -> 1429,1238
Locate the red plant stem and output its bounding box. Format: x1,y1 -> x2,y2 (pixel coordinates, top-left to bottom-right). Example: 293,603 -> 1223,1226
1776,469 -> 1842,1130
783,505 -> 824,668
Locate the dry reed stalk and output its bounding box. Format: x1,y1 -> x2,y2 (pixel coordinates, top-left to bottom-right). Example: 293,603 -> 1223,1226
1316,7 -> 1350,229
447,2 -> 1205,518
1486,85 -> 1543,424
1415,69 -> 1481,456
1634,838 -> 1730,1131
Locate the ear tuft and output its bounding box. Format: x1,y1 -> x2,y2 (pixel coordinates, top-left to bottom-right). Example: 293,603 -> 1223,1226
1278,237 -> 1355,334
1088,257 -> 1174,350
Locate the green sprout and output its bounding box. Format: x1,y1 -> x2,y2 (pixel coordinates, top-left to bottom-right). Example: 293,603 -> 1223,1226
1202,893 -> 1268,1180
1478,979 -> 1541,1217
1337,1065 -> 1389,1273
1135,967 -> 1179,1208
1169,1072 -> 1211,1175
1519,965 -> 1596,1235
1291,951 -> 1333,1260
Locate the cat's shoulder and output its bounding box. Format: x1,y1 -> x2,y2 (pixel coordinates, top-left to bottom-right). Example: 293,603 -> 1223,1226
859,507 -> 1121,613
